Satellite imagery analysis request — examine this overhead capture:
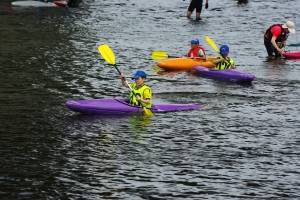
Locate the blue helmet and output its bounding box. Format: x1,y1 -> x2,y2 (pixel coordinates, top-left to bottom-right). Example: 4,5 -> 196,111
132,70 -> 147,80
190,38 -> 199,45
220,45 -> 229,55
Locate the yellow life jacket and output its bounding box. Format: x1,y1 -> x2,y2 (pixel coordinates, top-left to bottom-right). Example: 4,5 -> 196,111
129,84 -> 152,108
214,56 -> 235,70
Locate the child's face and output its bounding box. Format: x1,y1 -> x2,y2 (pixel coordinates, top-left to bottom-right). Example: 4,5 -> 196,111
134,76 -> 146,87
190,43 -> 198,49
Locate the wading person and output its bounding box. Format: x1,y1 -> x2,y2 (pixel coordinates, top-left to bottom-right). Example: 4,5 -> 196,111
186,0 -> 209,20
264,21 -> 296,57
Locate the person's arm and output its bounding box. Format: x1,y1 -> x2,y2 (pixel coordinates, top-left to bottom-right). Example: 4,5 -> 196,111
270,27 -> 285,54
136,96 -> 150,104
271,36 -> 284,54
120,73 -> 128,87
197,49 -> 206,60
187,49 -> 191,58
280,39 -> 287,50
231,61 -> 236,69
213,57 -> 236,69
137,89 -> 151,104
213,57 -> 227,64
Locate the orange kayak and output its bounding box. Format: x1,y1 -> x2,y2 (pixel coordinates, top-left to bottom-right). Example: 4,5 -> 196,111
157,58 -> 215,71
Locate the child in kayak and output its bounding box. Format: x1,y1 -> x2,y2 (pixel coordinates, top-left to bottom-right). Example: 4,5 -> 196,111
187,38 -> 207,59
120,70 -> 152,108
213,44 -> 236,70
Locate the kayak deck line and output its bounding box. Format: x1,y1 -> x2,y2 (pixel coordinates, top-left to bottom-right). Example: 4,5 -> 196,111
66,98 -> 201,115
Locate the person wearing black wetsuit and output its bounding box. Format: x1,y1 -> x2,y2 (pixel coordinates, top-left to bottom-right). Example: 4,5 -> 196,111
66,0 -> 78,7
186,0 -> 209,20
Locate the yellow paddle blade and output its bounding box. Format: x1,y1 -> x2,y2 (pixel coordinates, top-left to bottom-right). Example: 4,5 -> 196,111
206,56 -> 216,62
143,107 -> 153,116
98,44 -> 115,65
206,36 -> 220,53
151,51 -> 169,60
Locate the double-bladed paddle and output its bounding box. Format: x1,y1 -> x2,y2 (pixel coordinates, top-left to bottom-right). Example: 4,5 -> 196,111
98,44 -> 153,116
151,50 -> 216,62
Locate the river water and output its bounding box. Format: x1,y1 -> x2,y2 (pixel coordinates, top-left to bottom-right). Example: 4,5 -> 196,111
1,0 -> 300,199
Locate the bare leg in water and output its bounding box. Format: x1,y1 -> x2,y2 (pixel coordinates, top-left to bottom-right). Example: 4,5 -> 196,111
187,11 -> 201,20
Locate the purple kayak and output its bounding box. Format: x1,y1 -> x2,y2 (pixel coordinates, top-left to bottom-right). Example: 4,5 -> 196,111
282,51 -> 300,59
193,66 -> 255,83
66,98 -> 201,115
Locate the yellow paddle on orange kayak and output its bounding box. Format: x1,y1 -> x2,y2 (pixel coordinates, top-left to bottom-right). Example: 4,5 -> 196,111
151,50 -> 216,62
98,44 -> 153,117
151,51 -> 179,60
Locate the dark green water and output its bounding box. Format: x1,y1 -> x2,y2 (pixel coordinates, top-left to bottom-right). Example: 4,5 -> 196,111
1,0 -> 300,199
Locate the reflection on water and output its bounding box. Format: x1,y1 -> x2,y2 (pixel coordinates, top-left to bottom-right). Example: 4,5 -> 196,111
261,57 -> 290,79
129,114 -> 152,134
66,112 -> 153,135
5,5 -> 17,13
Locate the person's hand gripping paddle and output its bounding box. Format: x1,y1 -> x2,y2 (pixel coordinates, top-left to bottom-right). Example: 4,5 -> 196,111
98,44 -> 153,116
206,36 -> 234,68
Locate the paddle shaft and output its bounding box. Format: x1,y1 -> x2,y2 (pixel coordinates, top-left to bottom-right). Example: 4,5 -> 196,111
167,55 -> 179,58
98,44 -> 153,116
114,65 -> 132,89
119,74 -> 152,117
217,53 -> 235,68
